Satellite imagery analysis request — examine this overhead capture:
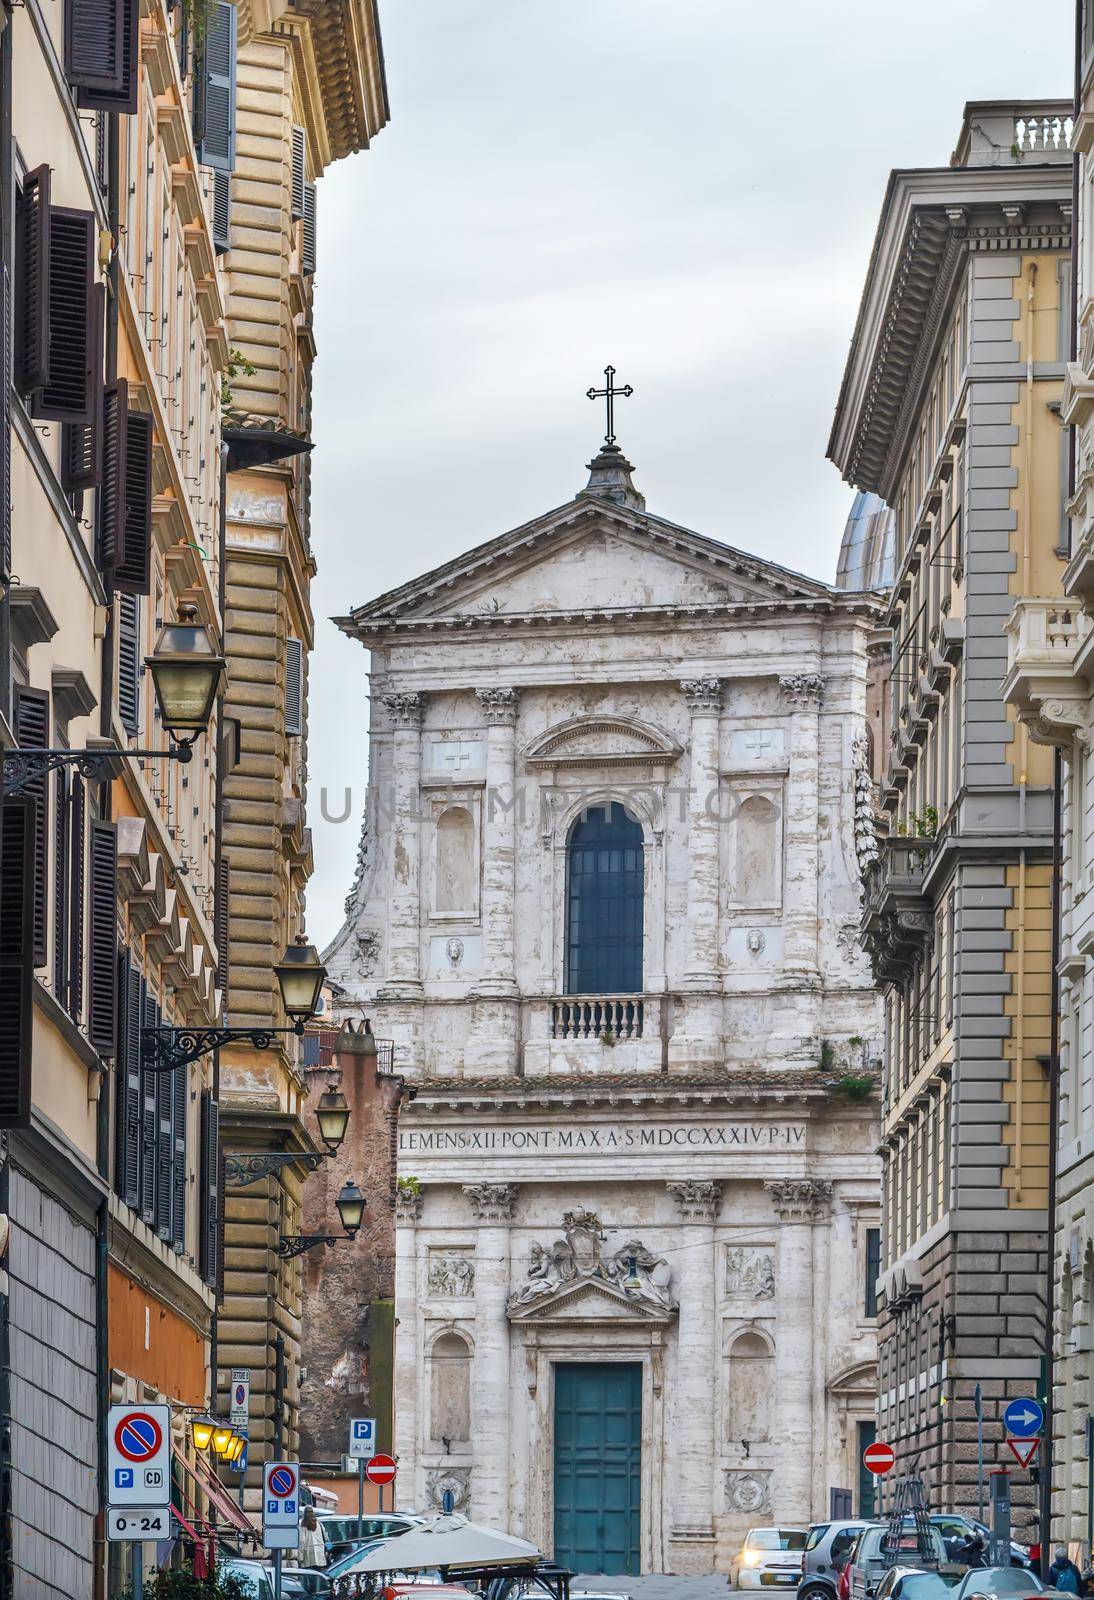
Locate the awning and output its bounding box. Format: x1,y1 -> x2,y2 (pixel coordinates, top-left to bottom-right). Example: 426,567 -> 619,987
175,1449 -> 254,1536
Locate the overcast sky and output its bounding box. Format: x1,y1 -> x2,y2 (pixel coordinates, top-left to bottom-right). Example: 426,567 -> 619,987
305,0 -> 1072,945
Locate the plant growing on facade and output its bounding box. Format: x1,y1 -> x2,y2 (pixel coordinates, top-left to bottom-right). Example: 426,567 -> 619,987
220,347 -> 258,414
397,1175 -> 421,1198
181,0 -> 218,46
827,1074 -> 878,1103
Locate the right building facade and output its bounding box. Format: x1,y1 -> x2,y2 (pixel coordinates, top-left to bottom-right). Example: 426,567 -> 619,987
830,100 -> 1074,1528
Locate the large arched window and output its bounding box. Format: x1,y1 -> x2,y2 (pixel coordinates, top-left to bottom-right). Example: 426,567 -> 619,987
565,802 -> 643,994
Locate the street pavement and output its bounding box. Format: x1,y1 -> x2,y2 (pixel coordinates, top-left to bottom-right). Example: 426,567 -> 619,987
573,1575 -> 729,1600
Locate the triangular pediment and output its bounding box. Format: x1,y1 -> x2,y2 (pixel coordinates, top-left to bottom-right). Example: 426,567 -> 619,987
507,1273 -> 678,1325
336,497 -> 836,640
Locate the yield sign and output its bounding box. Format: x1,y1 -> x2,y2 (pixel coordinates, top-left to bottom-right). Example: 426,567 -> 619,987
1007,1437 -> 1039,1469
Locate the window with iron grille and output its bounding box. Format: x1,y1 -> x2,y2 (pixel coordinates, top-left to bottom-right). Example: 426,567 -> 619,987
865,1226 -> 881,1318
565,803 -> 643,995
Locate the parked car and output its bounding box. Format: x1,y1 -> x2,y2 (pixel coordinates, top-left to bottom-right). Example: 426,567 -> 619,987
319,1514 -> 423,1560
800,1521 -> 874,1600
732,1527 -> 809,1589
950,1570 -> 1055,1600
220,1560 -> 276,1600
929,1517 -> 1031,1570
847,1523 -> 949,1600
281,1572 -> 332,1599
874,1567 -> 961,1600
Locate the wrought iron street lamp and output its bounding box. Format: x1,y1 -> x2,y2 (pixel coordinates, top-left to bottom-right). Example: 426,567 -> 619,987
211,1424 -> 236,1459
190,1415 -> 216,1452
1,599 -> 225,798
314,1085 -> 351,1153
277,1179 -> 366,1260
142,933 -> 328,1072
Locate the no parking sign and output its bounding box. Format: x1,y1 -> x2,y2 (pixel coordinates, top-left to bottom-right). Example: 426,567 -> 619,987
107,1405 -> 171,1507
263,1460 -> 300,1550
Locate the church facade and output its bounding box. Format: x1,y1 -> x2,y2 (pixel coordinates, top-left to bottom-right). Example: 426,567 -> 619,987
324,442 -> 885,1574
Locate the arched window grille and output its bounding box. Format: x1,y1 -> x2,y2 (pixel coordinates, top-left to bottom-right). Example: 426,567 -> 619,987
565,802 -> 643,995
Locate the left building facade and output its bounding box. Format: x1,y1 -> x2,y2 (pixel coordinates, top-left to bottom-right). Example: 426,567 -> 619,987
0,1 -> 241,1593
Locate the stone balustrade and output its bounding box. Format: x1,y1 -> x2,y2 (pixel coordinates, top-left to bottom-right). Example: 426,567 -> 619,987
522,994 -> 665,1074
1003,597 -> 1094,749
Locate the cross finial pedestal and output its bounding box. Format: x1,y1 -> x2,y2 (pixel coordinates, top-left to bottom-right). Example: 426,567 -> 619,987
587,364 -> 633,445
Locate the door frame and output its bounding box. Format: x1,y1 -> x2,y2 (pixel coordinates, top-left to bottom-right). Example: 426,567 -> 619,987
518,1324 -> 667,1574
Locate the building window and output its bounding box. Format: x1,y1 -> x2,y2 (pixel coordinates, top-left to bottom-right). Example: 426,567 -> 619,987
857,1419 -> 877,1516
429,1330 -> 471,1445
565,802 -> 643,995
865,1227 -> 880,1319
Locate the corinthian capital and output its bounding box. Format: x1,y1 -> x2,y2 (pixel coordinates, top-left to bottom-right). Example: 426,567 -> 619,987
779,673 -> 824,710
476,687 -> 521,725
463,1182 -> 516,1222
765,1178 -> 832,1222
667,1179 -> 722,1222
383,691 -> 424,728
680,677 -> 722,714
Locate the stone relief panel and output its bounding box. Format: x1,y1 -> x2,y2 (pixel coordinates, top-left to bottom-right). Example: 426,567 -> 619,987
727,728 -> 787,767
427,1250 -> 475,1299
724,1469 -> 773,1516
427,737 -> 485,778
724,1247 -> 776,1300
429,934 -> 481,976
426,1467 -> 471,1512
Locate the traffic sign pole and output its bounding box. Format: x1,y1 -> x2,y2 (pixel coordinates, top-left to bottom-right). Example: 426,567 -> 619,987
358,1456 -> 365,1543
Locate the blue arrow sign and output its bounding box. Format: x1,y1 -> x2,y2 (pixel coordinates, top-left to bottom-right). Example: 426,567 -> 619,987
1003,1398 -> 1044,1438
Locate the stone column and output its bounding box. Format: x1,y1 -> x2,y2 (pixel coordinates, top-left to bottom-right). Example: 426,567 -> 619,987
765,1178 -> 831,1523
681,678 -> 723,987
381,691 -> 424,997
778,674 -> 823,985
667,1179 -> 721,1566
464,1182 -> 516,1526
475,687 -> 520,997
393,1182 -> 424,1509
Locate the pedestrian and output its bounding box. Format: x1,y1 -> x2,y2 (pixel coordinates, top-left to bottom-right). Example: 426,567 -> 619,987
298,1505 -> 327,1569
1049,1548 -> 1082,1594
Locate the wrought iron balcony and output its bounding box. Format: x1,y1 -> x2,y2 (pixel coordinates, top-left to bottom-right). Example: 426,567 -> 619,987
1002,597 -> 1092,747
861,836 -> 935,985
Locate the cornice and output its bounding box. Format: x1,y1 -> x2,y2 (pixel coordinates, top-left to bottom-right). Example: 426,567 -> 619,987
266,0 -> 389,169
403,1070 -> 849,1114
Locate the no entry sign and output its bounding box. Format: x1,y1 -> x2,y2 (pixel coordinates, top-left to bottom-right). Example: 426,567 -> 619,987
107,1404 -> 171,1507
863,1440 -> 896,1476
365,1453 -> 397,1486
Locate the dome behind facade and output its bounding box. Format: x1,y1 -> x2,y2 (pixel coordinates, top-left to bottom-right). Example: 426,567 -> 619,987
835,490 -> 895,591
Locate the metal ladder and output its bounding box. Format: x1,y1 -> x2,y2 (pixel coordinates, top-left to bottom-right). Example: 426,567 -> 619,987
885,1476 -> 938,1570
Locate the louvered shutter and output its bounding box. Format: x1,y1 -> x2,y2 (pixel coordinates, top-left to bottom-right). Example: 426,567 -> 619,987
15,165 -> 50,397
155,1048 -> 173,1239
140,981 -> 157,1223
73,0 -> 138,113
97,378 -> 127,572
61,283 -> 105,491
212,169 -> 230,256
1,263 -> 12,577
170,1059 -> 187,1250
199,1090 -> 220,1288
118,593 -> 141,736
68,776 -> 85,1022
114,948 -> 141,1207
301,182 -> 316,276
215,853 -> 230,1006
194,1 -> 237,174
13,686 -> 50,969
0,799 -> 35,1128
53,768 -> 68,1000
87,819 -> 117,1054
284,637 -> 303,736
291,126 -> 306,220
113,410 -> 152,595
34,207 -> 95,424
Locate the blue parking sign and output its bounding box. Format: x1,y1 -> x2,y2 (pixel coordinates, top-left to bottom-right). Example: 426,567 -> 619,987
349,1417 -> 376,1459
115,1468 -> 134,1489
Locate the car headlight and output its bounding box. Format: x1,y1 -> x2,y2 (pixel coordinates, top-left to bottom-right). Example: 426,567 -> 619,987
743,1553 -> 763,1569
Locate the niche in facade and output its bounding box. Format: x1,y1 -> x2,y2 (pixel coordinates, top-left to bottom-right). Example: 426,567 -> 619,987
432,805 -> 478,918
725,1328 -> 774,1443
731,792 -> 782,907
430,1329 -> 472,1444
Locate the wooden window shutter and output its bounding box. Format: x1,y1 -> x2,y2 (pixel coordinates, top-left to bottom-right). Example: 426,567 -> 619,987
1,263 -> 12,577
113,410 -> 153,595
72,0 -> 138,113
284,637 -> 303,736
15,164 -> 50,397
212,169 -> 231,256
67,776 -> 85,1023
13,686 -> 50,969
170,1060 -> 187,1250
0,799 -> 35,1128
34,207 -> 96,425
140,983 -> 158,1223
87,819 -> 118,1055
118,593 -> 141,736
301,182 -> 316,276
61,283 -> 105,491
215,852 -> 230,1006
155,1054 -> 173,1239
291,126 -> 306,220
114,948 -> 142,1207
199,1090 -> 220,1288
194,1 -> 237,173
52,768 -> 69,1000
97,377 -> 128,573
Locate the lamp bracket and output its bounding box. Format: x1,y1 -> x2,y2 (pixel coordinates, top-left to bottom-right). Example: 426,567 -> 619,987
2,743 -> 193,798
141,1023 -> 304,1072
224,1150 -> 326,1188
276,1233 -> 351,1261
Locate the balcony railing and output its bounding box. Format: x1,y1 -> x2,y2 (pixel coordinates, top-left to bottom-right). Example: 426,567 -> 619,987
1003,597 -> 1092,745
551,996 -> 644,1040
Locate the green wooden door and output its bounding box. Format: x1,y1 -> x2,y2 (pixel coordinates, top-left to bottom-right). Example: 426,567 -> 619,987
553,1362 -> 642,1574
